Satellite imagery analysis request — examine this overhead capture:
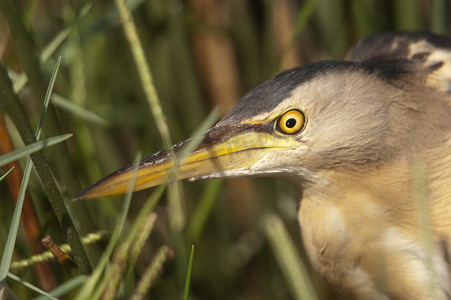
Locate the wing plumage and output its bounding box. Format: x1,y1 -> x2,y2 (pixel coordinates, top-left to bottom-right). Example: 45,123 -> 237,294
346,32 -> 451,96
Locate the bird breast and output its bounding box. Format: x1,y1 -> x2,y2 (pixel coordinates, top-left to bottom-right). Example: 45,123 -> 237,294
297,164 -> 451,299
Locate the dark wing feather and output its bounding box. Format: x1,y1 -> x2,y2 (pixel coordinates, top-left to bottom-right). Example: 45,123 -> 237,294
346,32 -> 451,95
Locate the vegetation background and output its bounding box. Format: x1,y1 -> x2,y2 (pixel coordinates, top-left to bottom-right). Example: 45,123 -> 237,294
0,0 -> 450,299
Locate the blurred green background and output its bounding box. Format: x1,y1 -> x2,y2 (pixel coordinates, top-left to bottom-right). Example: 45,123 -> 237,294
0,0 -> 450,299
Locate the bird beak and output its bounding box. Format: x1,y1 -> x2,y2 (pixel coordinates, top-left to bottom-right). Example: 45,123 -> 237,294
74,124 -> 301,200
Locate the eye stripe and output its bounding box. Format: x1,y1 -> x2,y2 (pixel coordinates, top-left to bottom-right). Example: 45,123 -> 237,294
276,109 -> 305,135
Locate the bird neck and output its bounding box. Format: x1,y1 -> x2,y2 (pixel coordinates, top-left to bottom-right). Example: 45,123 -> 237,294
297,155 -> 451,298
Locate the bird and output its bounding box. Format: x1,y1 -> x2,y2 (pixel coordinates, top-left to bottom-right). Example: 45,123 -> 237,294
75,32 -> 451,299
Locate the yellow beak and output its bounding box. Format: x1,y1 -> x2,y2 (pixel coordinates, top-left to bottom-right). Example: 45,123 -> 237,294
74,125 -> 300,200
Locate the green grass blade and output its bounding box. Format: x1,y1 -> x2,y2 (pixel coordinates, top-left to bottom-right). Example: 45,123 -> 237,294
124,185 -> 166,246
40,3 -> 91,64
176,107 -> 221,168
0,158 -> 34,298
75,152 -> 142,300
0,167 -> 14,182
183,245 -> 195,300
3,58 -> 92,277
116,153 -> 142,236
264,214 -> 318,300
91,152 -> 142,299
33,275 -> 86,300
0,134 -> 73,167
52,94 -> 109,126
35,56 -> 61,139
0,57 -> 62,299
187,179 -> 223,243
7,273 -> 58,300
12,3 -> 92,93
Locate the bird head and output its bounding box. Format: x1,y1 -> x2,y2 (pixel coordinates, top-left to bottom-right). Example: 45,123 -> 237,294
74,59 -> 436,200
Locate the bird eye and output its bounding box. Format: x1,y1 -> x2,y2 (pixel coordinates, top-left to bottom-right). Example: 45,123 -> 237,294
276,109 -> 305,134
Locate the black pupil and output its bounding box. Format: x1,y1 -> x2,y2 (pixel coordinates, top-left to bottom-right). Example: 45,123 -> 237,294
285,118 -> 297,128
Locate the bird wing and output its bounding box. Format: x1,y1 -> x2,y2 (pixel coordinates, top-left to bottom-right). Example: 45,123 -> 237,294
346,32 -> 451,96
